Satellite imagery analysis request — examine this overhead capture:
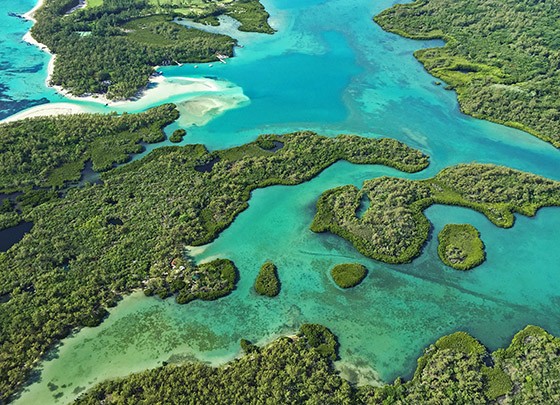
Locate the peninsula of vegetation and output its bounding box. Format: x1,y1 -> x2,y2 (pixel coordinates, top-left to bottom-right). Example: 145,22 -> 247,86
375,0 -> 560,147
330,263 -> 367,289
0,131 -> 428,402
75,324 -> 560,404
312,164 -> 560,264
0,104 -> 179,193
254,261 -> 280,297
438,224 -> 486,270
29,0 -> 273,99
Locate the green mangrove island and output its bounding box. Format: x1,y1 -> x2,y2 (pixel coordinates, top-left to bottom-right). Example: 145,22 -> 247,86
0,130 -> 428,402
376,0 -> 560,147
438,224 -> 486,270
331,263 -> 368,289
75,324 -> 560,404
31,0 -> 273,98
312,163 -> 560,264
254,261 -> 280,297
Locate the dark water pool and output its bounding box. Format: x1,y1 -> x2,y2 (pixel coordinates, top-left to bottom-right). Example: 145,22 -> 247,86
0,222 -> 33,252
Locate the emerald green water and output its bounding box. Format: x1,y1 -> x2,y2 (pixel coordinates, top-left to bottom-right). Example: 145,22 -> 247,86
4,0 -> 560,403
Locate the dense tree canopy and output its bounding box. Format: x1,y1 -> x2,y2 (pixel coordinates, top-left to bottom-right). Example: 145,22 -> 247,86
254,261 -> 280,297
30,0 -> 273,98
0,131 -> 427,402
312,164 -> 560,263
76,324 -> 560,404
0,104 -> 179,193
438,223 -> 486,270
376,0 -> 560,147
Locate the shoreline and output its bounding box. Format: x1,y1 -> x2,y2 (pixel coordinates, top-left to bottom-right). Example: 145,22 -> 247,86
20,0 -> 164,108
22,0 -> 44,23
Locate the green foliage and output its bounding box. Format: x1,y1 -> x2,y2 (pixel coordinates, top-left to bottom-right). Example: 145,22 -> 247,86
312,163 -> 560,264
225,0 -> 275,34
330,263 -> 367,289
31,0 -> 272,98
482,366 -> 513,400
434,332 -> 486,356
0,131 -> 427,402
0,199 -> 13,214
144,258 -> 238,305
254,261 -> 280,297
438,223 -> 485,270
0,104 -> 179,192
74,324 -> 560,404
240,338 -> 259,354
493,325 -> 560,403
255,134 -> 275,149
299,324 -> 339,360
375,0 -> 560,148
169,128 -> 186,143
76,325 -> 353,404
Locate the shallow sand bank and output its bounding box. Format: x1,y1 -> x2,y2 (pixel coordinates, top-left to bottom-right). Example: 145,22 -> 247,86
2,76 -> 250,126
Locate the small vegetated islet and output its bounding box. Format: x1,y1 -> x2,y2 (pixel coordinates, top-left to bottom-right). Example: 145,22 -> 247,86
330,263 -> 367,288
438,223 -> 485,270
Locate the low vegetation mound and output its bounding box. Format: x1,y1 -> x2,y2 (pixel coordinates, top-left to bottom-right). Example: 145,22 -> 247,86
330,263 -> 367,288
0,131 -> 428,401
375,0 -> 560,147
438,224 -> 485,270
75,324 -> 560,404
254,261 -> 280,297
312,163 -> 560,263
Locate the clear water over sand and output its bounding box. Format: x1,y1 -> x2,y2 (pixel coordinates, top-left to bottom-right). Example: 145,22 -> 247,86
4,0 -> 560,403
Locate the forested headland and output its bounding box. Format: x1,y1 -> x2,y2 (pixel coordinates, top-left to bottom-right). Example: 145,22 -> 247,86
312,163 -> 560,264
30,0 -> 274,99
375,0 -> 560,148
0,131 -> 427,402
75,324 -> 560,404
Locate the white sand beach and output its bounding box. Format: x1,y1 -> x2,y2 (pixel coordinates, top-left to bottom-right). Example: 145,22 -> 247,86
2,103 -> 88,123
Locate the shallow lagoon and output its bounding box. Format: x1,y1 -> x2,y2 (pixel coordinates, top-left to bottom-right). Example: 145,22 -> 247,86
4,0 -> 560,403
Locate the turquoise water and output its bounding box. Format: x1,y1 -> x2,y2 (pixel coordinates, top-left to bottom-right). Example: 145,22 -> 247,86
5,0 -> 560,403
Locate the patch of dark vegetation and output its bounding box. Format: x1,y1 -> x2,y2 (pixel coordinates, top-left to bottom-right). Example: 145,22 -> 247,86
144,258 -> 238,305
330,263 -> 367,289
438,223 -> 485,270
169,129 -> 186,143
254,261 -> 280,297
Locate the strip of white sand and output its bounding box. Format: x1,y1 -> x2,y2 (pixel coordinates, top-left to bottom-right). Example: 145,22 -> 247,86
2,78 -> 250,126
2,103 -> 88,123
22,0 -> 44,23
